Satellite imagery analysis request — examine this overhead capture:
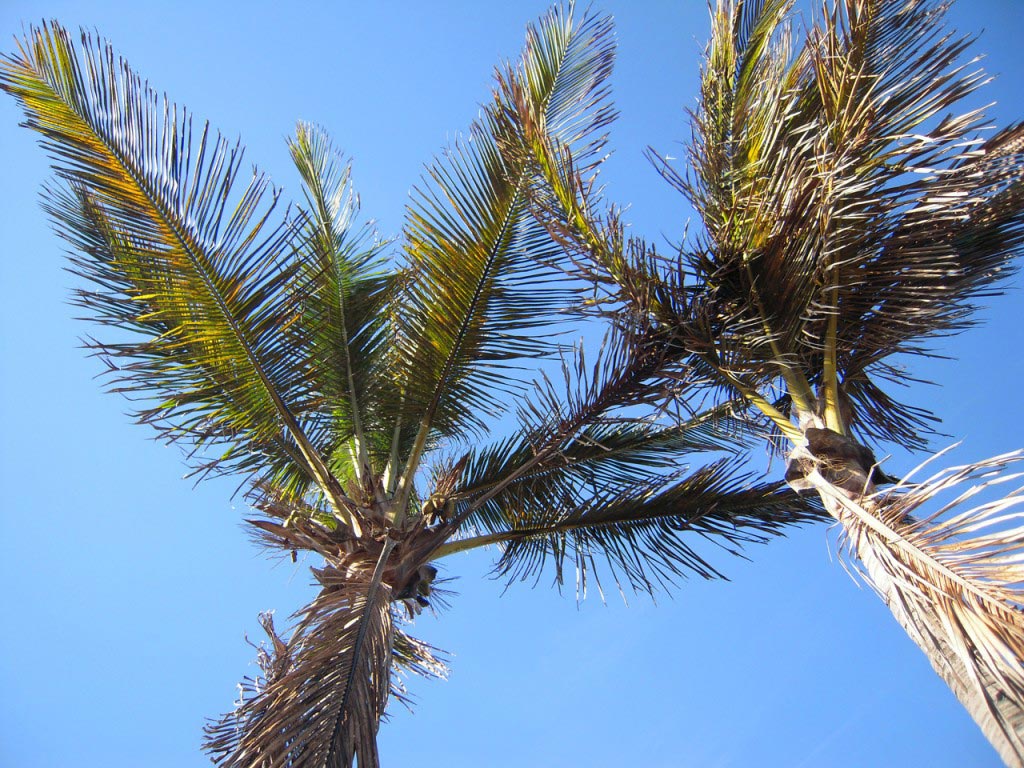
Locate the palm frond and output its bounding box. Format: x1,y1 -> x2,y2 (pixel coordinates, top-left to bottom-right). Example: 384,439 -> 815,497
666,3 -> 1024,757
0,23 -> 354,520
454,403 -> 754,527
453,390 -> 758,539
390,5 -> 616,505
429,331 -> 822,593
205,558 -> 395,768
474,458 -> 822,595
389,628 -> 448,712
494,18 -> 803,437
288,122 -> 395,487
668,0 -> 1023,443
513,129 -> 802,443
811,450 -> 1024,765
844,120 -> 1024,377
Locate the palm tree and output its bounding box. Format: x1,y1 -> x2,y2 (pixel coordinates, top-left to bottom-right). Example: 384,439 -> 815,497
0,7 -> 823,766
513,0 -> 1024,763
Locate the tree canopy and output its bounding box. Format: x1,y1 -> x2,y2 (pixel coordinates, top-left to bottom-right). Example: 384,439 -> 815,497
1,1 -> 1022,766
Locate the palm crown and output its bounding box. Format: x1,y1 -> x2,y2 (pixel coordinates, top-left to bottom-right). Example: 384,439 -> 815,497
516,0 -> 1024,763
0,7 -> 822,766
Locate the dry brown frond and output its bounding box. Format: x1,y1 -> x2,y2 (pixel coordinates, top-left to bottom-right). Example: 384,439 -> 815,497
810,450 -> 1024,766
205,560 -> 394,768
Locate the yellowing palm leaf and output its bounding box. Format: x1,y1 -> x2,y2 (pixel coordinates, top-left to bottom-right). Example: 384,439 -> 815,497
0,23 -> 354,522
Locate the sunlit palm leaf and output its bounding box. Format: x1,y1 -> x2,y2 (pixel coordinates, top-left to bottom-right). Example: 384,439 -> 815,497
507,79 -> 797,443
391,6 -> 616,505
814,451 -> 1024,765
0,23 -> 351,517
288,123 -> 396,490
842,122 -> 1024,443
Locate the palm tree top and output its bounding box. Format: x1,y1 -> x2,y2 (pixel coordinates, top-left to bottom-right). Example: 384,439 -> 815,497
0,6 -> 823,766
519,0 -> 1024,762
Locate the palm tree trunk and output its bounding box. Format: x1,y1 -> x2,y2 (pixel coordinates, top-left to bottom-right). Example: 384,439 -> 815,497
808,473 -> 1024,767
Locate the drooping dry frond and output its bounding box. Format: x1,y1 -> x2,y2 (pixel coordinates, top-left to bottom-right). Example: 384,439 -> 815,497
389,629 -> 449,711
812,450 -> 1024,765
205,559 -> 395,768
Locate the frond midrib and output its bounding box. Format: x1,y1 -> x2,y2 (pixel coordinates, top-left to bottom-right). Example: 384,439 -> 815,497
396,23 -> 580,511
325,538 -> 394,765
435,482 -> 807,559
457,408 -> 749,502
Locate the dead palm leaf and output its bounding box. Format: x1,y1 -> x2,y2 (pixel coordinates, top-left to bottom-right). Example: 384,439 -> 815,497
813,449 -> 1024,761
205,553 -> 395,767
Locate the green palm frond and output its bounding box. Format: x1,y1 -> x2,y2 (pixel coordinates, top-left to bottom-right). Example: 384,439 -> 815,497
474,459 -> 820,594
507,79 -> 803,443
451,363 -> 757,536
661,0 -> 824,412
0,23 -> 354,520
429,332 -> 823,591
453,403 -> 754,534
288,123 -> 396,489
390,6 -> 616,506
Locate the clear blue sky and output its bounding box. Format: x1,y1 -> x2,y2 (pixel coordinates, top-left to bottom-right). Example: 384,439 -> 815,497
1,2 -> 1021,766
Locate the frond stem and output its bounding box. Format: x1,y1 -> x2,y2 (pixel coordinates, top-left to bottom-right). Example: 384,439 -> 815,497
440,344 -> 670,540
385,413 -> 404,497
740,254 -> 816,415
822,285 -> 844,433
692,348 -> 803,443
393,171 -> 529,526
